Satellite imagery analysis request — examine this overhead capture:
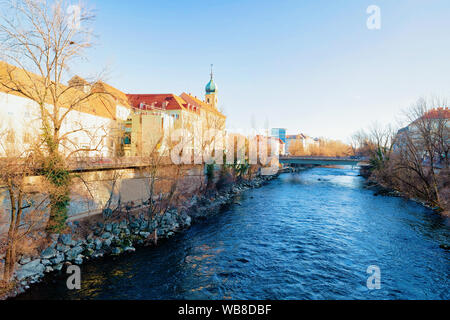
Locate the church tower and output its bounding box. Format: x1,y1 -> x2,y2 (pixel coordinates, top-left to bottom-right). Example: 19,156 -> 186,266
205,64 -> 218,109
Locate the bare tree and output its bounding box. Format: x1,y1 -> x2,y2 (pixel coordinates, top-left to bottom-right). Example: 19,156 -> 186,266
0,0 -> 110,232
351,123 -> 396,165
138,127 -> 183,243
288,138 -> 305,156
304,138 -> 352,157
351,129 -> 372,157
359,97 -> 449,210
388,98 -> 449,209
0,129 -> 47,284
367,122 -> 396,169
75,165 -> 124,224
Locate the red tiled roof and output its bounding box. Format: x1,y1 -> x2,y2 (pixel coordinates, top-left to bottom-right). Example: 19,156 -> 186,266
286,134 -> 306,140
254,136 -> 284,146
180,92 -> 225,118
126,94 -> 187,111
421,107 -> 450,120
179,93 -> 201,106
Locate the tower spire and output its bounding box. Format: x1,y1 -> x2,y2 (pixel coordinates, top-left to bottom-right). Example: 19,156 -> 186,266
205,64 -> 218,108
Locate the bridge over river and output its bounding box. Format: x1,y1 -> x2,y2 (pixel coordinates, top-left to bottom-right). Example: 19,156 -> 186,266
279,156 -> 368,166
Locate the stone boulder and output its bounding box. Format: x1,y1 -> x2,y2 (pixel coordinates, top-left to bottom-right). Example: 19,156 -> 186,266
59,234 -> 72,246
53,263 -> 63,271
19,256 -> 31,265
15,259 -> 45,281
119,220 -> 128,229
103,239 -> 112,248
139,231 -> 150,237
111,247 -> 122,255
51,253 -> 65,265
101,232 -> 112,240
94,239 -> 102,250
41,247 -> 57,260
123,246 -> 136,253
74,255 -> 83,265
66,246 -> 84,261
56,243 -> 70,253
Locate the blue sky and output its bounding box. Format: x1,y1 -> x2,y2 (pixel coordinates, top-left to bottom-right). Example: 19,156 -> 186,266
75,0 -> 450,141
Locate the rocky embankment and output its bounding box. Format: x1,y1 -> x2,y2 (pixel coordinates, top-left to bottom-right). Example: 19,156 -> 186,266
363,179 -> 403,198
363,178 -> 444,212
3,175 -> 276,299
361,166 -> 447,217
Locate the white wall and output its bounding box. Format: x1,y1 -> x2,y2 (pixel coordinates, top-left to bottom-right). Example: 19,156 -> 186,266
116,104 -> 131,121
0,91 -> 122,158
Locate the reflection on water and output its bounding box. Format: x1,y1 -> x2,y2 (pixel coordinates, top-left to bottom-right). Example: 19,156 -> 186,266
17,167 -> 450,300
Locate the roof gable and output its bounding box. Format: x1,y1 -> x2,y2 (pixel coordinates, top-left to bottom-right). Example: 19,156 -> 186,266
180,92 -> 225,118
0,61 -> 129,120
421,107 -> 450,120
126,94 -> 187,111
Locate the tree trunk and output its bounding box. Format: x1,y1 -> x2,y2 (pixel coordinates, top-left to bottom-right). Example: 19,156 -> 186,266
3,236 -> 16,283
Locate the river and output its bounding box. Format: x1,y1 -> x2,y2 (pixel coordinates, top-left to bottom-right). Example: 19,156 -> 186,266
17,167 -> 450,300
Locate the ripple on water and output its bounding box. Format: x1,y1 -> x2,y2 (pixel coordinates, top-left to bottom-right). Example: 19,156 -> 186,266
15,168 -> 450,300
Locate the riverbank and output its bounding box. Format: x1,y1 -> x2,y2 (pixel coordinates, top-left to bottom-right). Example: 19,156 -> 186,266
363,177 -> 449,215
359,164 -> 449,216
13,167 -> 450,300
1,174 -> 277,300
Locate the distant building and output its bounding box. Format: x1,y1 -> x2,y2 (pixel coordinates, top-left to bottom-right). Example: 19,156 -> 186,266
255,135 -> 284,157
285,133 -> 319,155
126,68 -> 226,157
0,61 -> 132,158
286,134 -> 303,153
394,107 -> 449,166
277,138 -> 286,155
126,111 -> 174,157
271,128 -> 286,143
304,135 -> 320,150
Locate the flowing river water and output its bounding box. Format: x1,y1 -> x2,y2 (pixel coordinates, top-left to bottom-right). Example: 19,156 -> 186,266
17,167 -> 449,300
